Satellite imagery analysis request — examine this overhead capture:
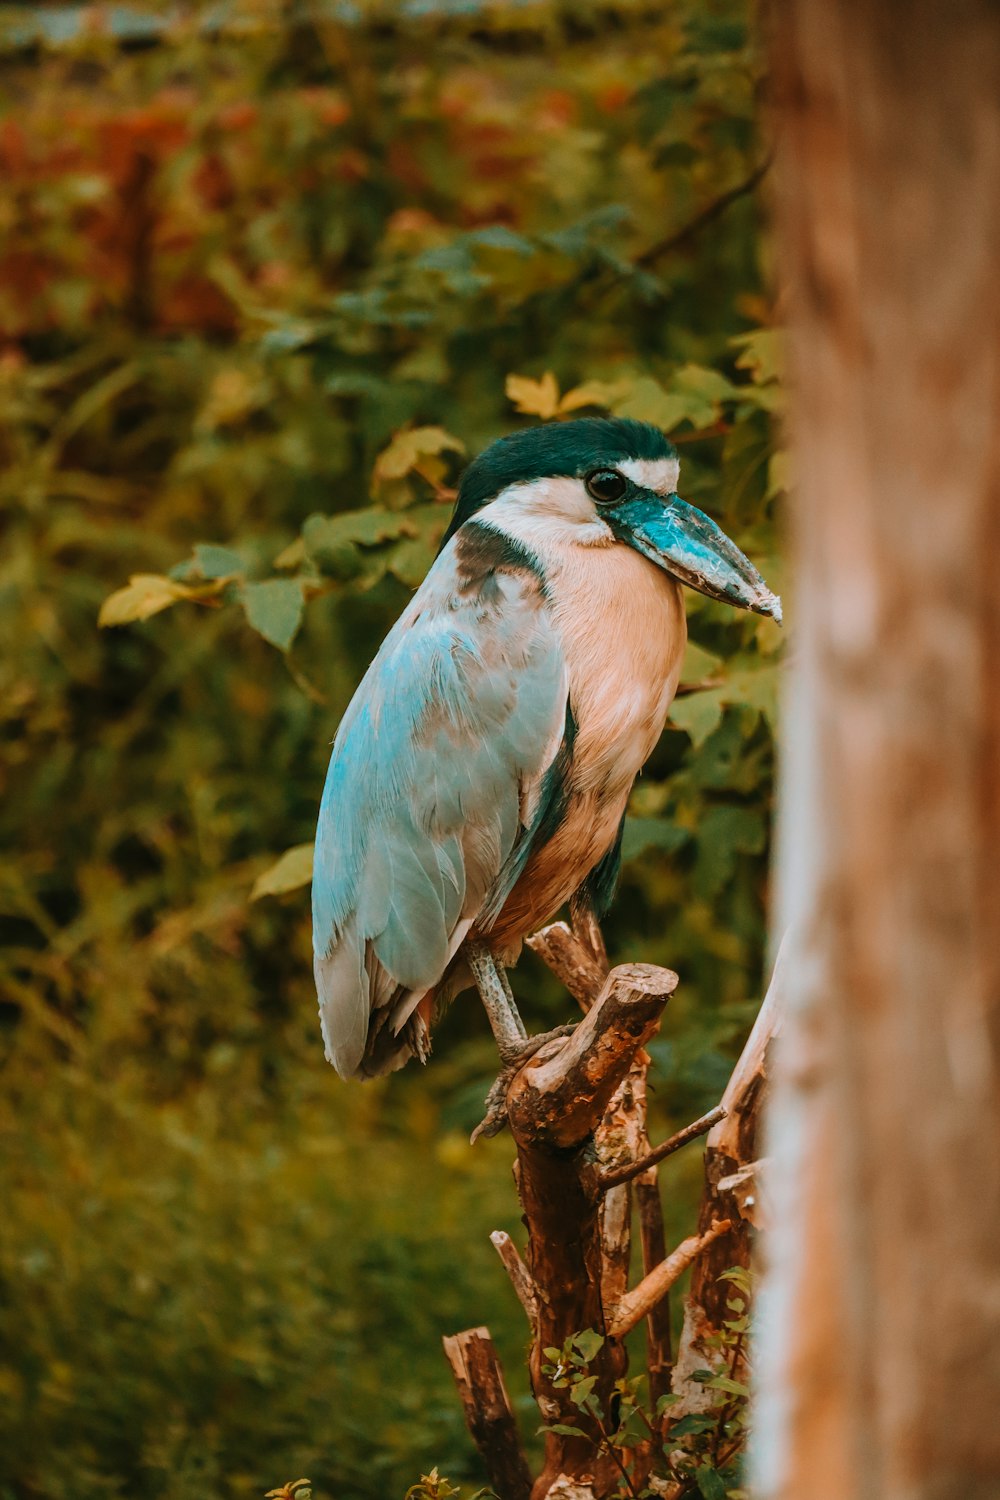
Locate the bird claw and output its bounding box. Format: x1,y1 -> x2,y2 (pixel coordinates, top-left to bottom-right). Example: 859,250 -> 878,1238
470,1023 -> 578,1143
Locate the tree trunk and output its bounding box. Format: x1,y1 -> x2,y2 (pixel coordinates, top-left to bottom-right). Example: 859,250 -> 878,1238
757,4 -> 1000,1499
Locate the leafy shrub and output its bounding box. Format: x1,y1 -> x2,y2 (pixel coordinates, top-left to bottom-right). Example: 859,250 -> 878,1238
0,2 -> 780,1496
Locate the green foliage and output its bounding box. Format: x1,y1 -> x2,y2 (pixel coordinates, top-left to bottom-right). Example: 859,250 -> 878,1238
0,2 -> 781,1497
404,1468 -> 496,1500
537,1269 -> 753,1498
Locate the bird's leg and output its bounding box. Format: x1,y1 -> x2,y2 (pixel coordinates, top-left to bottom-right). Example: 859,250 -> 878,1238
497,962 -> 528,1041
465,938 -> 577,1141
465,940 -> 528,1062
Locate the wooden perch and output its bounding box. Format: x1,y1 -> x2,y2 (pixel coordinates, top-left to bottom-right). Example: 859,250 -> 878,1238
526,920 -> 608,1010
524,929 -> 680,1489
445,926 -> 779,1499
607,1219 -> 733,1339
599,1104 -> 728,1190
442,1326 -> 533,1500
507,962 -> 677,1498
490,1230 -> 538,1324
506,963 -> 678,1149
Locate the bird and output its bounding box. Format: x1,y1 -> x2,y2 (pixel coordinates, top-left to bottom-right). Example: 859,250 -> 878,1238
312,417 -> 780,1113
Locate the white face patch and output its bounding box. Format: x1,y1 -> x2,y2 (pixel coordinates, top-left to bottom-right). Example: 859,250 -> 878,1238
481,476 -> 613,550
620,455 -> 681,496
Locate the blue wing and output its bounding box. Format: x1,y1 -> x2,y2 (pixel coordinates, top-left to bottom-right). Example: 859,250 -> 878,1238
312,527 -> 567,1077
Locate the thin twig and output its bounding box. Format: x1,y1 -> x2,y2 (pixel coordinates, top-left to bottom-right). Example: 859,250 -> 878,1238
489,1231 -> 538,1325
599,1104 -> 727,1191
635,157 -> 772,268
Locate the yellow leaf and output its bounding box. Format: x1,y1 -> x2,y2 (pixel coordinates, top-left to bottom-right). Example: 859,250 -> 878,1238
558,378 -> 633,413
250,843 -> 314,901
505,370 -> 561,418
273,537 -> 306,570
373,425 -> 464,487
98,574 -> 197,628
197,366 -> 265,431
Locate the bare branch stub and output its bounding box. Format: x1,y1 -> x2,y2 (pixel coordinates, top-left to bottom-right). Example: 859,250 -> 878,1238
506,963 -> 678,1150
490,1229 -> 538,1324
442,1326 -> 533,1500
526,921 -> 608,1011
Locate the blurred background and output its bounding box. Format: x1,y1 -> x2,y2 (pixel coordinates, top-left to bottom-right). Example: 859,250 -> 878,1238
0,2 -> 782,1495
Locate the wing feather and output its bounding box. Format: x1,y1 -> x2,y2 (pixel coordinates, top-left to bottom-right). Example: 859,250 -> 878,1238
312,533 -> 566,1077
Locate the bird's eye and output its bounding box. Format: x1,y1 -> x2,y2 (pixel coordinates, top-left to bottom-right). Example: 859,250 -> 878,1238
585,469 -> 627,505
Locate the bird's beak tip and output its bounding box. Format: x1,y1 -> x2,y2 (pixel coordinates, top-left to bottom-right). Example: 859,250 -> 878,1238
758,590 -> 783,627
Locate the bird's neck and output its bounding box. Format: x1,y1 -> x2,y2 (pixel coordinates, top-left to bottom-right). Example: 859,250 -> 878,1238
482,503 -> 688,793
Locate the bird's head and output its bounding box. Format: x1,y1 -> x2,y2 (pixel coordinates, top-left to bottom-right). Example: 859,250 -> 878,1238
443,417 -> 781,623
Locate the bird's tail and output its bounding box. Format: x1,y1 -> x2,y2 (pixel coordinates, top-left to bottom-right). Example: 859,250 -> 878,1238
316,919 -> 435,1079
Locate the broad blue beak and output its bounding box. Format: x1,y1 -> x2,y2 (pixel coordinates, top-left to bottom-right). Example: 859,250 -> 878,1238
607,492 -> 782,623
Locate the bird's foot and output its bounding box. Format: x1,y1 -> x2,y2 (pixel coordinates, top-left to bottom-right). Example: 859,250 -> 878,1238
470,1023 -> 577,1143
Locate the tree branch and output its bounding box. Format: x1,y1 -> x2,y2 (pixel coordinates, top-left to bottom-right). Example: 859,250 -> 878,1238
599,1104 -> 727,1191
607,1219 -> 733,1340
506,964 -> 678,1149
490,1230 -> 538,1325
635,157 -> 772,268
442,1327 -> 533,1500
526,920 -> 608,1011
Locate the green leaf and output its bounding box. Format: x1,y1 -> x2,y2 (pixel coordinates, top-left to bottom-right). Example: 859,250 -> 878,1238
730,328 -> 783,385
621,817 -> 688,863
250,844 -> 314,902
693,805 -> 766,899
706,1376 -> 750,1398
668,689 -> 726,748
569,1375 -> 598,1407
539,1424 -> 582,1438
680,639 -> 724,684
571,1329 -> 605,1364
302,508 -> 418,578
171,544 -> 247,583
667,1414 -> 717,1438
240,579 -> 306,652
389,535 -> 439,589
613,376 -> 690,432
191,544 -> 247,580
669,663 -> 781,746
695,1466 -> 727,1500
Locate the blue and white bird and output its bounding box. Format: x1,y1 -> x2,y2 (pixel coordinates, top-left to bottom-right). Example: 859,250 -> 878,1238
312,418 -> 780,1097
